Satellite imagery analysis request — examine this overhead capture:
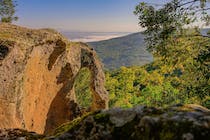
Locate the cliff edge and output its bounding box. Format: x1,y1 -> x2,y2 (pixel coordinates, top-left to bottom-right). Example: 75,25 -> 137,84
0,23 -> 108,134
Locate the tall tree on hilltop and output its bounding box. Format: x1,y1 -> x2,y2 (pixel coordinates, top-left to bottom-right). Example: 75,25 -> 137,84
0,0 -> 18,23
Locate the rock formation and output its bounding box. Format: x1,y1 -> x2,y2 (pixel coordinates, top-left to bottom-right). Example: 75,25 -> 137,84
0,23 -> 108,134
52,104 -> 210,140
0,104 -> 210,140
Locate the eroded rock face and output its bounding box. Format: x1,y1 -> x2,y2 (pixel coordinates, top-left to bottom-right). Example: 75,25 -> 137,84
0,23 -> 108,134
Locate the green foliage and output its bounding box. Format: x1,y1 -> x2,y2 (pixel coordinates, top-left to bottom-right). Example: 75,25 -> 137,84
74,68 -> 92,108
134,0 -> 210,54
75,31 -> 209,109
106,66 -> 183,108
105,48 -> 209,108
128,0 -> 210,108
74,0 -> 210,109
105,67 -> 135,108
105,31 -> 209,108
0,0 -> 18,23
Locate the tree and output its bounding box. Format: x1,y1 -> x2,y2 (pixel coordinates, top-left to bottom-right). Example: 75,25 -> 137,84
134,0 -> 210,105
134,0 -> 210,55
0,0 -> 18,23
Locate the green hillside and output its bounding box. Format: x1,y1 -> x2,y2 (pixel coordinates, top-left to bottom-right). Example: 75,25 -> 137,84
88,28 -> 209,70
88,32 -> 153,70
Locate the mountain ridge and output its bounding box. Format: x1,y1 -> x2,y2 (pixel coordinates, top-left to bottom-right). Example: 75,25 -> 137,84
88,32 -> 153,70
87,28 -> 209,70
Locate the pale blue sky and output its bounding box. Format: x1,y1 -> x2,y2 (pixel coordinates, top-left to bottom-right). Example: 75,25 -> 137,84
16,0 -> 207,32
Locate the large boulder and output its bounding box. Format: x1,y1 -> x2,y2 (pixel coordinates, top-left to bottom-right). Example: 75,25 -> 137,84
0,23 -> 108,134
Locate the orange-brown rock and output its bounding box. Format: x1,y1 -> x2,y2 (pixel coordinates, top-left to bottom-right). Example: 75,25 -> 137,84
0,23 -> 108,134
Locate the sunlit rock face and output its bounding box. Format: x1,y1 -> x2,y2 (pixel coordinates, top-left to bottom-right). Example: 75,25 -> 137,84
0,23 -> 108,134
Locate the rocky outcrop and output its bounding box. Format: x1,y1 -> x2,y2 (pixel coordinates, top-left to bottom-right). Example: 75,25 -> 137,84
0,23 -> 108,134
52,104 -> 210,140
0,104 -> 209,140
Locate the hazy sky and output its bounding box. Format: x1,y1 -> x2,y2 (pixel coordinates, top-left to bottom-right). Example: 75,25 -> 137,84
14,0 -> 188,32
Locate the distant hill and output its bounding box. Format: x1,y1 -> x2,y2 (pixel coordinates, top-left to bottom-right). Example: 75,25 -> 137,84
88,28 -> 209,70
88,32 -> 153,70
